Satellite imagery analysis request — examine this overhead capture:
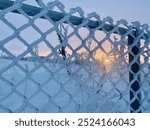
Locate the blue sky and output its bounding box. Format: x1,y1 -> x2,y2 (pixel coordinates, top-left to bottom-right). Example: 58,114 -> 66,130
23,0 -> 150,25
59,0 -> 150,25
1,0 -> 150,56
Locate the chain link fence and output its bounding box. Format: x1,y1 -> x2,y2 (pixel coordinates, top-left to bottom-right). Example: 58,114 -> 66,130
0,0 -> 150,113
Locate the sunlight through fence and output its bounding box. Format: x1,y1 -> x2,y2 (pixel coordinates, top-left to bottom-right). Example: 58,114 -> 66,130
0,0 -> 150,113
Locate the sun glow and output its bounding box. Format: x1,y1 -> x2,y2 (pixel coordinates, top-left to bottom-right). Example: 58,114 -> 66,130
104,58 -> 111,65
95,52 -> 113,66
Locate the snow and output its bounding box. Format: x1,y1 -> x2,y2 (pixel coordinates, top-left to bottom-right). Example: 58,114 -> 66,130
0,0 -> 150,113
0,57 -> 133,113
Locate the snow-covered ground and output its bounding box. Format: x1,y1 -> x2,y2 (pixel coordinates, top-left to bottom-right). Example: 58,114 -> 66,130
0,57 -> 134,113
0,55 -> 150,113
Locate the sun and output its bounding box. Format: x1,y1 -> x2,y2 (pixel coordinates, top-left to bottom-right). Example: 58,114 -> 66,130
104,58 -> 111,65
94,51 -> 113,68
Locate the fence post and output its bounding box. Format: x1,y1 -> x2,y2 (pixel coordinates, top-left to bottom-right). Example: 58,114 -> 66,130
128,30 -> 142,113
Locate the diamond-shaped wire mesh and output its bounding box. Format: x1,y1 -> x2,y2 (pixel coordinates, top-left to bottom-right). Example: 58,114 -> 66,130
0,0 -> 150,113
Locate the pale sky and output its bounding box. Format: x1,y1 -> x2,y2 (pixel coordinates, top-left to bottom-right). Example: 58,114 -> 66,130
59,0 -> 150,25
22,0 -> 150,25
1,0 -> 150,56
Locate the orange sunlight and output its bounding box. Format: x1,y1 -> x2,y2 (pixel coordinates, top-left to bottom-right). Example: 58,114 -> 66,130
104,58 -> 111,65
95,51 -> 112,66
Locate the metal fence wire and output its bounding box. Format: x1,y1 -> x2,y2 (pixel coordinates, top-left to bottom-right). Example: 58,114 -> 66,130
0,0 -> 150,113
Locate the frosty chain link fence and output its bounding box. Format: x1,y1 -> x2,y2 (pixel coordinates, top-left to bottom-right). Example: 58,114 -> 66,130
0,0 -> 150,113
